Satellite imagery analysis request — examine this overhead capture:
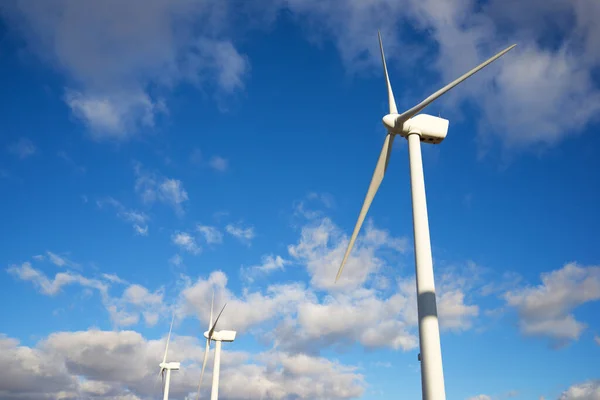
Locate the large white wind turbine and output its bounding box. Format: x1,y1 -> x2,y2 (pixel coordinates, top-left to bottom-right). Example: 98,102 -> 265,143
158,313 -> 180,400
335,32 -> 516,400
195,292 -> 237,400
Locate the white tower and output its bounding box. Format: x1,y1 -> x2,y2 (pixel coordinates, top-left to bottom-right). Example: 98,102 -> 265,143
335,32 -> 516,400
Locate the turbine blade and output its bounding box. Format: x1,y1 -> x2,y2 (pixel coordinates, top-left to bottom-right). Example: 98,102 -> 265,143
208,291 -> 214,331
155,368 -> 163,392
378,31 -> 398,114
209,303 -> 227,337
335,133 -> 395,282
396,44 -> 517,122
162,312 -> 175,364
196,338 -> 211,400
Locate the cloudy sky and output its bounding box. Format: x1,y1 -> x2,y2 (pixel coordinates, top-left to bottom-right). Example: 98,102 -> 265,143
1,0 -> 599,399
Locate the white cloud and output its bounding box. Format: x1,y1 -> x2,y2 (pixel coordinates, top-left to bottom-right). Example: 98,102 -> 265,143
133,162 -> 188,215
1,0 -> 248,140
109,284 -> 165,327
275,0 -> 600,153
196,224 -> 223,244
226,222 -> 256,244
243,254 -> 288,280
7,138 -> 37,159
6,261 -> 163,329
287,217 -> 408,291
46,251 -> 80,269
102,273 -> 127,284
96,197 -> 150,236
504,263 -> 600,345
467,396 -> 492,400
169,254 -> 183,267
7,205 -> 486,396
559,380 -> 600,400
64,89 -> 165,140
595,335 -> 600,346
179,271 -> 313,334
7,262 -> 106,296
3,0 -> 599,150
57,150 -> 86,174
0,329 -> 364,400
209,155 -> 229,172
171,232 -> 201,255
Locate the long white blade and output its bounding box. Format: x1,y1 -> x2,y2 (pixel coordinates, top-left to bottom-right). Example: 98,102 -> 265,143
209,303 -> 227,338
196,338 -> 211,400
396,44 -> 517,122
335,133 -> 395,282
378,31 -> 397,115
209,291 -> 214,331
162,312 -> 175,364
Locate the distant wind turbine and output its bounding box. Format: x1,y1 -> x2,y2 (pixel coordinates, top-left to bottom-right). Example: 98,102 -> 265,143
335,31 -> 516,400
196,292 -> 237,400
158,313 -> 180,400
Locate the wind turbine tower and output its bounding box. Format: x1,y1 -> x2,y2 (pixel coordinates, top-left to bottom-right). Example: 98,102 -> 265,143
158,313 -> 180,400
335,32 -> 516,400
196,293 -> 237,400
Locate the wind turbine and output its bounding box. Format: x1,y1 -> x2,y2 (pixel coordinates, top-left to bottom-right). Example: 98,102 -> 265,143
335,32 -> 516,400
195,292 -> 237,400
158,313 -> 180,400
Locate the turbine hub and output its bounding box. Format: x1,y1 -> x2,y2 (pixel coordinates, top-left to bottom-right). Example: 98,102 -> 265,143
382,113 -> 402,133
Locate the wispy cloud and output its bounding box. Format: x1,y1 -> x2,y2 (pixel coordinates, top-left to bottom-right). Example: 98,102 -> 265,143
171,232 -> 201,255
225,222 -> 255,245
7,138 -> 36,159
133,162 -> 188,215
197,224 -> 223,244
1,1 -> 249,140
7,259 -> 163,328
96,197 -> 149,236
242,254 -> 288,282
46,251 -> 81,270
208,155 -> 228,172
57,151 -> 86,174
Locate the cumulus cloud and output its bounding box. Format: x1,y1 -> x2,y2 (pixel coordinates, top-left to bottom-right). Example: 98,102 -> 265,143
5,202 -> 490,398
179,271 -> 313,334
288,217 -> 408,291
7,137 -> 37,158
0,329 -> 365,400
503,262 -> 600,345
559,380 -> 600,400
178,208 -> 480,354
0,0 -> 248,140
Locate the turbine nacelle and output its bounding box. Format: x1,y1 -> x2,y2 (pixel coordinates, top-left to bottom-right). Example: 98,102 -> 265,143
204,329 -> 237,342
382,113 -> 449,144
159,361 -> 181,371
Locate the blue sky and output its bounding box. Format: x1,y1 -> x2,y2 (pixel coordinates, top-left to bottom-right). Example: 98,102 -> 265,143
1,1 -> 599,400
